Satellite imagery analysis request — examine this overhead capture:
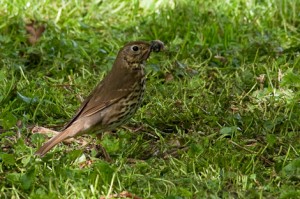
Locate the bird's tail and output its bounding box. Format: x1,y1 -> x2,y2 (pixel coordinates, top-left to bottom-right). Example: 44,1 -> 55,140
35,128 -> 73,157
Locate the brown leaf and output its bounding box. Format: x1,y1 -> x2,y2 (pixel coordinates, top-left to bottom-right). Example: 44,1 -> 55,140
79,159 -> 93,169
164,72 -> 174,82
25,20 -> 46,45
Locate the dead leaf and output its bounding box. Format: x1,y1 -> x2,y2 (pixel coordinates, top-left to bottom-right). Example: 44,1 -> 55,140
256,74 -> 265,90
25,20 -> 46,45
214,55 -> 228,63
165,72 -> 174,82
79,159 -> 93,169
99,191 -> 143,199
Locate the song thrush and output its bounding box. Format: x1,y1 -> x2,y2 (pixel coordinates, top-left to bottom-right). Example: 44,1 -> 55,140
35,40 -> 164,157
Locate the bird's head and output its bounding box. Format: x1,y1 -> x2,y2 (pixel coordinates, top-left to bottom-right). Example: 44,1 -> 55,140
118,40 -> 164,66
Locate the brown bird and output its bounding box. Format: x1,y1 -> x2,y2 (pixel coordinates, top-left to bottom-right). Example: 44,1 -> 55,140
35,40 -> 164,157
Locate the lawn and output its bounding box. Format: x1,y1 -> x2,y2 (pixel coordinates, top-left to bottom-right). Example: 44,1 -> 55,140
0,0 -> 299,198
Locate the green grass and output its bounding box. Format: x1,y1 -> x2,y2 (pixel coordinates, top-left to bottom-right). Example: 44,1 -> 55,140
1,0 -> 300,198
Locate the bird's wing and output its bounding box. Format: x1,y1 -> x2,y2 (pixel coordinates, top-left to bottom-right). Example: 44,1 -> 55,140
61,70 -> 138,130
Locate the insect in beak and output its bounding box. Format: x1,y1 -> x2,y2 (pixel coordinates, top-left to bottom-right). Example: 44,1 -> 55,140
151,40 -> 164,52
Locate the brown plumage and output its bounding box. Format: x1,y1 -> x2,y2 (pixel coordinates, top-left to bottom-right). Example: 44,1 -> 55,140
35,40 -> 164,157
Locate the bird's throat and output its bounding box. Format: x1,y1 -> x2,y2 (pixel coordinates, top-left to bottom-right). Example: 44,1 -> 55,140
131,62 -> 145,71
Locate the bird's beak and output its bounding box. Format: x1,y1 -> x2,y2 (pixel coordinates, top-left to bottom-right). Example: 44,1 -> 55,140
142,48 -> 152,61
141,40 -> 164,61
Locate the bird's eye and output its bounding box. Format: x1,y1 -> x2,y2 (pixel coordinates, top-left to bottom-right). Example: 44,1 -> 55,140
132,45 -> 139,51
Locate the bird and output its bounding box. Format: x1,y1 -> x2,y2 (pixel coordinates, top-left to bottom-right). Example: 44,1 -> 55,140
35,40 -> 164,157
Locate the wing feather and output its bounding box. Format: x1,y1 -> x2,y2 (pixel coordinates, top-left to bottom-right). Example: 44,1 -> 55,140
61,67 -> 139,130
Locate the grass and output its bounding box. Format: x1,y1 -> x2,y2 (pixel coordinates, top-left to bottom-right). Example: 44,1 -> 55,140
0,0 -> 300,198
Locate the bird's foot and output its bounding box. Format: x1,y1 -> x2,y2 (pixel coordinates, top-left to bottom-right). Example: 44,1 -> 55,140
95,144 -> 112,162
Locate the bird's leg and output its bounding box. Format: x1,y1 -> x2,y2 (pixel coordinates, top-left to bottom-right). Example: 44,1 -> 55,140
95,134 -> 112,162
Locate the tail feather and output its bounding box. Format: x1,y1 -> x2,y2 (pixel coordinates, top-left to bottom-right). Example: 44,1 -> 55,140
35,129 -> 72,157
